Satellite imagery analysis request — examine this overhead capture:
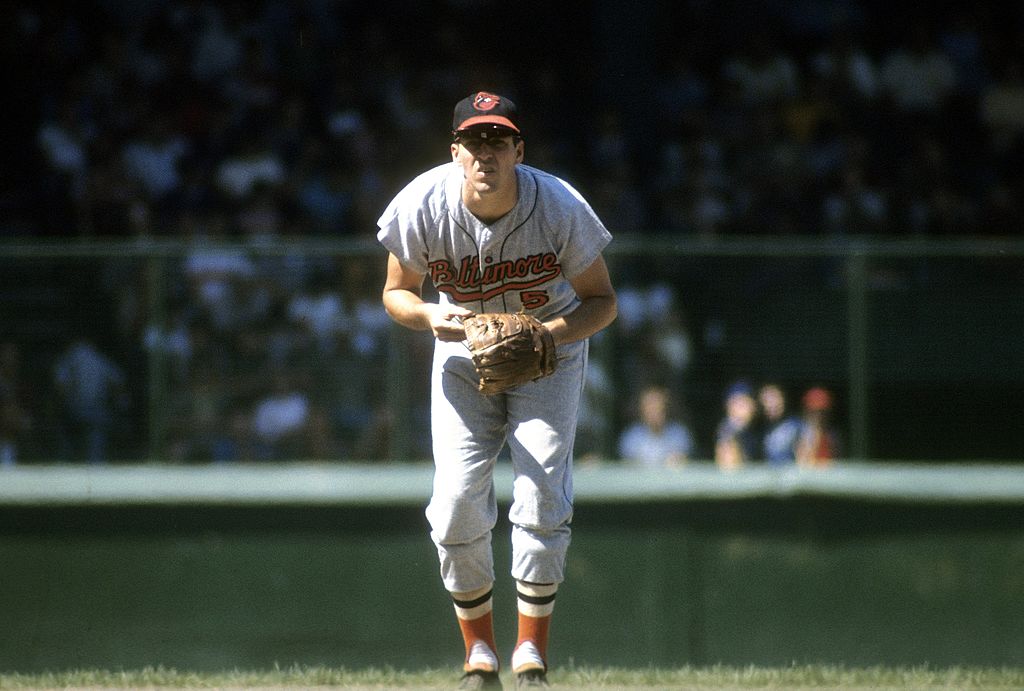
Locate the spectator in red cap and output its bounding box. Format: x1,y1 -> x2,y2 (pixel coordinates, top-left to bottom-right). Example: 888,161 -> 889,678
796,386 -> 840,467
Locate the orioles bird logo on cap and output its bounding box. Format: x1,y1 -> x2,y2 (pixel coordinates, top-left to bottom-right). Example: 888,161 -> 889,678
473,92 -> 501,112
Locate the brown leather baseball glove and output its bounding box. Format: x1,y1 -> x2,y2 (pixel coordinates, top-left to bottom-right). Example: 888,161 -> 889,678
462,312 -> 557,395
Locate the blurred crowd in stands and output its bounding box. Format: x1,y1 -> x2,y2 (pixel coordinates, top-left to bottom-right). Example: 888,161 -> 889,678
13,1 -> 1024,241
614,380 -> 839,470
3,1 -> 1022,464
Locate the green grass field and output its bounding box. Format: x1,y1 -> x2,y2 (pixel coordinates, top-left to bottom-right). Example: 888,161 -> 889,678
1,665 -> 1023,690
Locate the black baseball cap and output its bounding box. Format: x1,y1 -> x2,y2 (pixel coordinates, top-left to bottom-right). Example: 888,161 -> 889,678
452,91 -> 521,138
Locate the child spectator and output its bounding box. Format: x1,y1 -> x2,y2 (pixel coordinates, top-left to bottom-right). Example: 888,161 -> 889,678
715,381 -> 759,471
757,383 -> 803,466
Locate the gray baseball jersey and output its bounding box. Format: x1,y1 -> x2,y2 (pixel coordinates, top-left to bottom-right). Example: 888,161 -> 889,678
377,161 -> 612,592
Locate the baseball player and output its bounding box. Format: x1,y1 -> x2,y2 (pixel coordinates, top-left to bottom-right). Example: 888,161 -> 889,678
377,91 -> 617,689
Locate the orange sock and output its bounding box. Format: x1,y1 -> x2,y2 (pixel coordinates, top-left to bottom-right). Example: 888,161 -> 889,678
515,612 -> 550,661
453,588 -> 498,672
513,582 -> 557,671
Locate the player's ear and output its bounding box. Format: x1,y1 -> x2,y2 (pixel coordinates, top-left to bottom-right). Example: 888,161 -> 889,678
515,139 -> 524,163
451,142 -> 460,160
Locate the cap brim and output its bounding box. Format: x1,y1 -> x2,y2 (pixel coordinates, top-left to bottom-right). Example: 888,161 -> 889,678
454,115 -> 520,133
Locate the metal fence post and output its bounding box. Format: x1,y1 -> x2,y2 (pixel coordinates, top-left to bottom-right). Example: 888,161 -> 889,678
145,253 -> 167,461
845,250 -> 869,460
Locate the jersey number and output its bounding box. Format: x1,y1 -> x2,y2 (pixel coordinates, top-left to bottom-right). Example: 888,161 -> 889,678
520,290 -> 549,309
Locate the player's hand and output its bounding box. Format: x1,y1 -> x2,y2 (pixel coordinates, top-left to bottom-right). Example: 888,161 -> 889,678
426,304 -> 475,342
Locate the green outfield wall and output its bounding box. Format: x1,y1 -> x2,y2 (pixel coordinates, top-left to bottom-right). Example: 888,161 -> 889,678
1,463 -> 1022,673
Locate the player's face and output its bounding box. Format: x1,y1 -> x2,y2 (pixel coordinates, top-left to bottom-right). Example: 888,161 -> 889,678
451,135 -> 524,195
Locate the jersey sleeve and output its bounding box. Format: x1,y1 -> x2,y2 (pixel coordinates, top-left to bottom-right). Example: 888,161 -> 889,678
375,166 -> 447,274
547,175 -> 613,280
